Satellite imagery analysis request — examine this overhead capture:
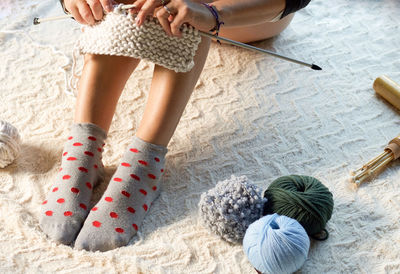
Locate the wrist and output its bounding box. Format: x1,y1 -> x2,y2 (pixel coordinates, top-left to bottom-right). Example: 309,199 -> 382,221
209,3 -> 228,26
201,3 -> 224,34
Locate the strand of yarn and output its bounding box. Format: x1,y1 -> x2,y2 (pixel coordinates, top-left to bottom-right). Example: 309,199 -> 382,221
263,175 -> 334,238
68,46 -> 81,97
198,175 -> 267,243
0,28 -> 74,97
76,5 -> 201,74
243,213 -> 310,274
0,121 -> 21,168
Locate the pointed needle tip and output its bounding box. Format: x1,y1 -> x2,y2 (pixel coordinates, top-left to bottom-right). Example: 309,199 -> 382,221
311,64 -> 322,70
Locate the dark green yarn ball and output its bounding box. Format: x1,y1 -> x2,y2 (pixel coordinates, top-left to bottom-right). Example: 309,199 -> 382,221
263,175 -> 334,236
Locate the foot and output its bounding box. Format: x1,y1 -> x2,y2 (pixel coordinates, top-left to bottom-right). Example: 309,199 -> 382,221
39,123 -> 107,245
75,136 -> 167,251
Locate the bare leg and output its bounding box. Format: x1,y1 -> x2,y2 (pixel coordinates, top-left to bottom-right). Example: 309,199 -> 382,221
135,37 -> 211,146
74,54 -> 140,133
134,14 -> 291,146
40,54 -> 140,245
218,13 -> 295,43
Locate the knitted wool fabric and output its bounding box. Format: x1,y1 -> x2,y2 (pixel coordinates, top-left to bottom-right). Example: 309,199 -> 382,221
76,5 -> 202,73
198,175 -> 267,243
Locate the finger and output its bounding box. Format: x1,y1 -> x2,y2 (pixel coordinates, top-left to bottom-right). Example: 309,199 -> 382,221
129,0 -> 146,14
77,1 -> 96,25
153,5 -> 163,17
156,7 -> 173,36
136,0 -> 160,26
170,15 -> 184,37
170,7 -> 188,37
132,0 -> 147,11
99,0 -> 114,13
68,4 -> 87,24
87,0 -> 103,21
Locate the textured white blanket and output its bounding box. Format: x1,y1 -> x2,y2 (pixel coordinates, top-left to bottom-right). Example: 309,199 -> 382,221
1,0 -> 400,273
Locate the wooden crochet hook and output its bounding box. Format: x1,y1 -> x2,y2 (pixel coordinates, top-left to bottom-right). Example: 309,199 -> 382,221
33,4 -> 322,70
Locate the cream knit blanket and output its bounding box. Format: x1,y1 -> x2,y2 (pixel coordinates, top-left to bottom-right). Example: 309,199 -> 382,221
76,5 -> 202,73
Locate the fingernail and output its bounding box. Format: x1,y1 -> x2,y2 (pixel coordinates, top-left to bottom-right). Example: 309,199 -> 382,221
135,17 -> 141,26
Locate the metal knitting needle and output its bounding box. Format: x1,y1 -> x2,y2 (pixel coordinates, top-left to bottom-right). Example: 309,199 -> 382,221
33,4 -> 137,25
198,31 -> 321,70
33,14 -> 74,25
33,6 -> 322,70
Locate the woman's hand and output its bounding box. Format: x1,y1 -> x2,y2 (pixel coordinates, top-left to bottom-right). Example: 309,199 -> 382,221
64,0 -> 117,25
133,0 -> 216,37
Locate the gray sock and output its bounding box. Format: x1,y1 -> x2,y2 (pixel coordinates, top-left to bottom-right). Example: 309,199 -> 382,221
39,123 -> 107,245
75,136 -> 167,251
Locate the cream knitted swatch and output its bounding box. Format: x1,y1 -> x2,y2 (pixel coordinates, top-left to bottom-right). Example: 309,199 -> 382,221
76,5 -> 202,73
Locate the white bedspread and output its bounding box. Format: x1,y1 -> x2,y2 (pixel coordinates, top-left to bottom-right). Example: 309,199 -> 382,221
1,0 -> 400,272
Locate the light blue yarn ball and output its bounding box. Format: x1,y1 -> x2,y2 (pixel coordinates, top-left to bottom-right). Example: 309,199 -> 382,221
243,213 -> 310,274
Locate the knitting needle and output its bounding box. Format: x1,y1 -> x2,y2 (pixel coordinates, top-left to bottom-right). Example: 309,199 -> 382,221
33,4 -> 137,25
351,132 -> 400,186
33,6 -> 322,70
33,14 -> 73,25
198,31 -> 321,70
351,150 -> 388,175
351,151 -> 394,186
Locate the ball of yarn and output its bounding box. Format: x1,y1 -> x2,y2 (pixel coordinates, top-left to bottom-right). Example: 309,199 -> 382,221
263,175 -> 334,236
198,175 -> 267,243
0,121 -> 21,168
243,213 -> 310,274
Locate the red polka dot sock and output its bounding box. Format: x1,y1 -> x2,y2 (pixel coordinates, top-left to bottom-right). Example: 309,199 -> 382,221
74,135 -> 167,251
39,123 -> 107,245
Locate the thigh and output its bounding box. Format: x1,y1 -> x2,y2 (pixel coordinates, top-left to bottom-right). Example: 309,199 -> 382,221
192,0 -> 295,43
79,54 -> 139,94
218,13 -> 295,43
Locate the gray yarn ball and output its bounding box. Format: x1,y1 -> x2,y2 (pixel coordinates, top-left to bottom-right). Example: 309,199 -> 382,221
198,175 -> 267,243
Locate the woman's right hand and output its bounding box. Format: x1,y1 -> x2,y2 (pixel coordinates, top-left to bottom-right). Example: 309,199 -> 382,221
63,0 -> 117,25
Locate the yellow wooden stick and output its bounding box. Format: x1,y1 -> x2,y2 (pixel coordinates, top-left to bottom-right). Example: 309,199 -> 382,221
374,75 -> 400,110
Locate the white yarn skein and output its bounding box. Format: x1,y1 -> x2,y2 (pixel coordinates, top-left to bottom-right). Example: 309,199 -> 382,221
0,121 -> 21,168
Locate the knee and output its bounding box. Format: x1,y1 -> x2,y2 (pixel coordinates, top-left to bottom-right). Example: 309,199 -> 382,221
83,54 -> 109,66
83,53 -> 117,64
83,54 -> 139,68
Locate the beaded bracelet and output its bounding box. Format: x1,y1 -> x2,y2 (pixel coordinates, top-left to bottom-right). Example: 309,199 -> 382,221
201,3 -> 224,44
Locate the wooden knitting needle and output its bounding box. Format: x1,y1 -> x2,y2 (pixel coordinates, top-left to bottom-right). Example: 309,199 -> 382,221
351,135 -> 400,186
33,5 -> 322,70
351,150 -> 394,186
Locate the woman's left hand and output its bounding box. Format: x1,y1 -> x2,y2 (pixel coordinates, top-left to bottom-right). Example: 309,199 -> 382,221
132,0 -> 216,37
